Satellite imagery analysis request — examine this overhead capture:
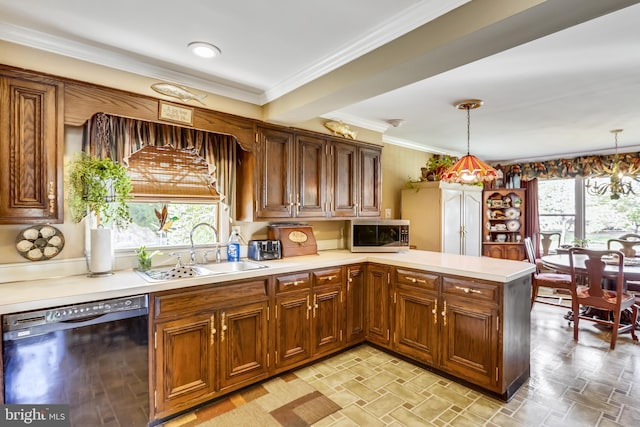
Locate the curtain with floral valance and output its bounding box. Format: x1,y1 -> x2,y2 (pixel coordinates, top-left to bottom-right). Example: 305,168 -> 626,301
82,112 -> 238,217
495,151 -> 640,181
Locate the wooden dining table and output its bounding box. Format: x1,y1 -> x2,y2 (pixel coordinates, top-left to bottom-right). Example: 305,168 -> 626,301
541,254 -> 640,282
541,253 -> 640,330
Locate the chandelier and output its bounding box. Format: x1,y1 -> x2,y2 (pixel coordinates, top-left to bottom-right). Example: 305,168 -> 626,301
441,100 -> 497,184
585,129 -> 640,200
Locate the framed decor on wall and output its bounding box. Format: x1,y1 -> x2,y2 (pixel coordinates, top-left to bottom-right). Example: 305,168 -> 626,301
158,100 -> 194,125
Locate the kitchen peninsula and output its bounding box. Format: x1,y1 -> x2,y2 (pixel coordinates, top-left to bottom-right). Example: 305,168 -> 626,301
0,249 -> 534,424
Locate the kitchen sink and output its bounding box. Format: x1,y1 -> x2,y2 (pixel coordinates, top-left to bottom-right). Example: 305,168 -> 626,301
136,260 -> 268,282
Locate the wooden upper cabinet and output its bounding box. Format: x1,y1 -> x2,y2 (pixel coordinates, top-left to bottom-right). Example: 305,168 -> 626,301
256,127 -> 294,218
295,134 -> 327,218
330,142 -> 381,218
0,71 -> 64,223
358,146 -> 382,217
253,127 -> 381,220
331,142 -> 358,217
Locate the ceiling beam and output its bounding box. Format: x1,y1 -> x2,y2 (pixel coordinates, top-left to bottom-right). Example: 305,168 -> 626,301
263,0 -> 639,125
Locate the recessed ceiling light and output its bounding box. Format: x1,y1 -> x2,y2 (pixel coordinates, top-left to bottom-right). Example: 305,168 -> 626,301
188,41 -> 221,59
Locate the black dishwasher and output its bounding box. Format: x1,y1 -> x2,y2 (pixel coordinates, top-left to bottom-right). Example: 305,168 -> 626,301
2,295 -> 149,427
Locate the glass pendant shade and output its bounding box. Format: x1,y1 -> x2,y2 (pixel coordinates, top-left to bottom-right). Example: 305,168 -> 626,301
441,154 -> 498,183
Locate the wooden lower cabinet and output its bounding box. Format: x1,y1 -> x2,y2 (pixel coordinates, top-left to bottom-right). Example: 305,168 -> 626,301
274,288 -> 312,369
393,269 -> 440,365
312,268 -> 344,356
151,279 -> 269,421
483,243 -> 525,260
154,313 -> 216,416
345,264 -> 366,343
365,264 -> 391,347
389,268 -> 530,400
150,262 -> 529,423
274,268 -> 345,371
218,301 -> 269,393
274,272 -> 313,370
440,295 -> 499,389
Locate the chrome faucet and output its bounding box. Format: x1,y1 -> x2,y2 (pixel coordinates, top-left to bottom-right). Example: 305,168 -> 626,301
189,222 -> 219,264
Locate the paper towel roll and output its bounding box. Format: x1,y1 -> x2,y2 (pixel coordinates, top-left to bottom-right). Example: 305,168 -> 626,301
90,228 -> 113,274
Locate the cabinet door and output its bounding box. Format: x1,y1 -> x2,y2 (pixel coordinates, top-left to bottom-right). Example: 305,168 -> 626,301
442,188 -> 463,255
295,134 -> 327,217
462,190 -> 482,256
358,146 -> 381,217
0,75 -> 63,223
312,283 -> 343,356
394,286 -> 439,366
504,244 -> 525,260
154,313 -> 216,417
440,297 -> 499,389
331,141 -> 357,217
365,264 -> 391,346
346,265 -> 366,343
218,301 -> 269,392
483,244 -> 505,259
256,127 -> 294,218
274,290 -> 311,369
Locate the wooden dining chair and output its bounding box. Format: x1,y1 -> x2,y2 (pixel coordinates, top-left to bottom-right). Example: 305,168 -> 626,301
524,237 -> 573,311
568,247 -> 638,350
607,233 -> 640,258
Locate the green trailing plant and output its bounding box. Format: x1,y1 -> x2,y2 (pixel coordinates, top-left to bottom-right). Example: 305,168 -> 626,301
66,153 -> 132,228
135,245 -> 161,271
422,154 -> 455,181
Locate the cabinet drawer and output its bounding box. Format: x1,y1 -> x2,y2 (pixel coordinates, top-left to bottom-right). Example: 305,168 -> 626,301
275,272 -> 311,293
395,268 -> 439,291
313,268 -> 342,286
153,279 -> 268,318
442,276 -> 499,304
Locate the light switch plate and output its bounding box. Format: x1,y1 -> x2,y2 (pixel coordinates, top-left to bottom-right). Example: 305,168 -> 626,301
384,208 -> 391,218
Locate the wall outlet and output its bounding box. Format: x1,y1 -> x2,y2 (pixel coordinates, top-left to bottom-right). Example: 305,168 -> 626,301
384,208 -> 392,218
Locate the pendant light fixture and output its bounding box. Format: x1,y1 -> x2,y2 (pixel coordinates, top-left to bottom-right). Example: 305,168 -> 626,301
585,129 -> 640,199
441,99 -> 497,184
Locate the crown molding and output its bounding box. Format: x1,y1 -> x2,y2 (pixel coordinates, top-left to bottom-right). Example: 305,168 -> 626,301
0,22 -> 264,104
383,135 -> 464,157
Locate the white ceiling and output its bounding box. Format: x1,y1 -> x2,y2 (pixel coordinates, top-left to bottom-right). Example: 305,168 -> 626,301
1,0 -> 639,163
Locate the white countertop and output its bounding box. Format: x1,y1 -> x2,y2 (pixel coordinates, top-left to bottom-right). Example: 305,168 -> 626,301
0,250 -> 534,315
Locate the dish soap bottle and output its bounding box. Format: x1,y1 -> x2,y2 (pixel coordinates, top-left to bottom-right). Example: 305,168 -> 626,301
227,226 -> 241,262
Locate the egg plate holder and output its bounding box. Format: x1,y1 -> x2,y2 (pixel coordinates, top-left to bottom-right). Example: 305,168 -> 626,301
16,225 -> 65,261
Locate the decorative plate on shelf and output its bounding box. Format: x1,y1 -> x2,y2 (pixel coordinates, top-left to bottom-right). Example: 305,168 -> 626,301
15,225 -> 65,261
506,220 -> 520,232
505,208 -> 520,219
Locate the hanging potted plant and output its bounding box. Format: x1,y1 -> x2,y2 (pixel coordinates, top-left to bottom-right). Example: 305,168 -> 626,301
67,153 -> 132,275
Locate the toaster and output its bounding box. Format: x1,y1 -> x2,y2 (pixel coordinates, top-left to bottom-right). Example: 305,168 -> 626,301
247,240 -> 282,261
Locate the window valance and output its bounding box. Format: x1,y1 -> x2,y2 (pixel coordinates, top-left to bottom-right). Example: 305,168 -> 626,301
82,113 -> 239,211
496,151 -> 640,181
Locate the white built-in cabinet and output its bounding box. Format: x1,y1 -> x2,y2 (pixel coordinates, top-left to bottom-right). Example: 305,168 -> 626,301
401,181 -> 482,256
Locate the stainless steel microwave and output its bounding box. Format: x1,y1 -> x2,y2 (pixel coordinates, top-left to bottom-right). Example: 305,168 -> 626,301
347,219 -> 410,252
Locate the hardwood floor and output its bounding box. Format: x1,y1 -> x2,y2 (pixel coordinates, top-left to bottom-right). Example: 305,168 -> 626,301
166,303 -> 640,426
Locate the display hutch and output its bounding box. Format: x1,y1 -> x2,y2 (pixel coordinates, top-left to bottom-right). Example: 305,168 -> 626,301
482,189 -> 526,260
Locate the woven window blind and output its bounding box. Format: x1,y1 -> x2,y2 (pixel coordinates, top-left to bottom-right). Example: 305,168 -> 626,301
126,145 -> 222,202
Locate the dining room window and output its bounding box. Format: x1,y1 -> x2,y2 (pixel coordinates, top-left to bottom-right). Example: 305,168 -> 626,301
538,178 -> 576,247
538,177 -> 640,249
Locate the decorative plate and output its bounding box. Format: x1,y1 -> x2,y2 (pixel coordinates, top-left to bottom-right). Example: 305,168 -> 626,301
505,208 -> 520,219
506,220 -> 520,232
15,225 -> 65,261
